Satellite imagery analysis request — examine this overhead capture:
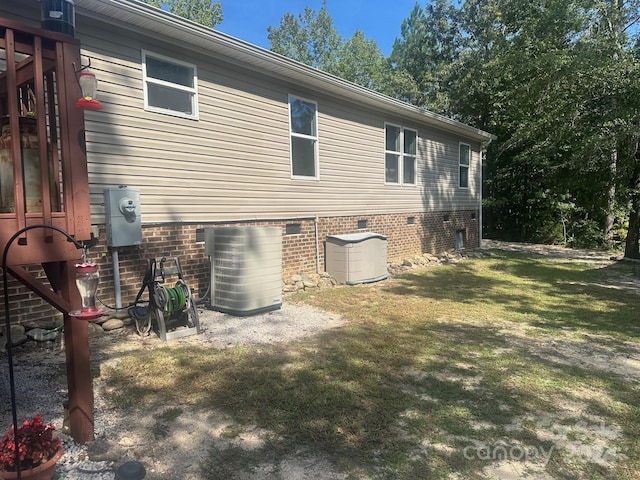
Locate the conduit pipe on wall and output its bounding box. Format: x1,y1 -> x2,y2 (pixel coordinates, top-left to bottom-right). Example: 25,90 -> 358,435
315,215 -> 321,274
112,247 -> 122,310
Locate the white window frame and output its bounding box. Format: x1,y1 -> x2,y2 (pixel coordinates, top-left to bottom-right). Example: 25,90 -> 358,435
385,123 -> 401,184
459,142 -> 471,189
403,128 -> 418,186
288,95 -> 319,180
142,50 -> 199,120
385,123 -> 418,186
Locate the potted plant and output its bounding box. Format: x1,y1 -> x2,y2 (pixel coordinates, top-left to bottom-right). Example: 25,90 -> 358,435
0,416 -> 63,480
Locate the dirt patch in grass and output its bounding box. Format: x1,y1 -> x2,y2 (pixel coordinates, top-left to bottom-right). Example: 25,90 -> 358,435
482,239 -> 640,296
87,304 -> 350,480
418,316 -> 638,480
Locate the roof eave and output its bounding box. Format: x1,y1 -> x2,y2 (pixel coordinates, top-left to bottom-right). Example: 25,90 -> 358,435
73,0 -> 495,143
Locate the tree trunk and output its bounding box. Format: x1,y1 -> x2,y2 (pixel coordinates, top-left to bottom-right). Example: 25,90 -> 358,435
624,141 -> 640,259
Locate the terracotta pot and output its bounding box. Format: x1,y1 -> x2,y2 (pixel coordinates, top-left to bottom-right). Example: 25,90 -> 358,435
0,447 -> 63,480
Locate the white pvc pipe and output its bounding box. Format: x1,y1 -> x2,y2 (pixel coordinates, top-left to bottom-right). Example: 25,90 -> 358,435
315,215 -> 321,274
112,247 -> 122,310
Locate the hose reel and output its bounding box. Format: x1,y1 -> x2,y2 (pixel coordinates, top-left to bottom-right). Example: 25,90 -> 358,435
153,279 -> 189,315
130,257 -> 200,341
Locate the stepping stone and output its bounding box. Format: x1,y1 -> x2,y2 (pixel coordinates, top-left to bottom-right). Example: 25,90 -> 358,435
26,328 -> 59,342
102,318 -> 125,331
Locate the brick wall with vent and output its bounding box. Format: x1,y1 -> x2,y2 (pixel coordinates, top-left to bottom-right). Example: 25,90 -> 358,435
1,210 -> 479,326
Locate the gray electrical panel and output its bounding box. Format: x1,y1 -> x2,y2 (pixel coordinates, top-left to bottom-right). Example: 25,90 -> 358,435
104,187 -> 142,247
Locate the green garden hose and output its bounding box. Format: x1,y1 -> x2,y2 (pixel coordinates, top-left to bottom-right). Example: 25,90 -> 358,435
161,281 -> 188,314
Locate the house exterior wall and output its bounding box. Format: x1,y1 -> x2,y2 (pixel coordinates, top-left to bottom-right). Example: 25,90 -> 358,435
0,1 -> 489,328
0,1 -> 484,223
0,210 -> 478,326
71,15 -> 483,224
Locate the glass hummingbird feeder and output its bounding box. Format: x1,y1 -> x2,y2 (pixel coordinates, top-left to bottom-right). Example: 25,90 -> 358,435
68,262 -> 107,320
75,70 -> 103,111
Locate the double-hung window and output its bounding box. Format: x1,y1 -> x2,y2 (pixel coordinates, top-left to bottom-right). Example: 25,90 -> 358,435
289,95 -> 318,178
385,124 -> 417,185
459,143 -> 470,188
403,129 -> 417,185
142,51 -> 198,119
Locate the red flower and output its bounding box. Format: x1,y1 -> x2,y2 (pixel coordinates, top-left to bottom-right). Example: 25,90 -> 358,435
0,416 -> 61,471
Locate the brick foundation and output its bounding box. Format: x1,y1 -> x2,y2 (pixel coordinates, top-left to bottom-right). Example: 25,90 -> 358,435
1,210 -> 479,326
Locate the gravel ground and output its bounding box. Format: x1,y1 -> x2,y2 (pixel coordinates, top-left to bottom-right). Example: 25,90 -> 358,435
0,302 -> 347,479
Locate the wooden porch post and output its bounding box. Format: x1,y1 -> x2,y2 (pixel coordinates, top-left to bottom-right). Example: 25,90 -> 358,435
0,16 -> 95,444
61,259 -> 94,443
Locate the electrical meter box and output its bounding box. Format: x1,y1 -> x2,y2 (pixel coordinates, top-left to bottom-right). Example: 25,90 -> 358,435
104,187 -> 142,247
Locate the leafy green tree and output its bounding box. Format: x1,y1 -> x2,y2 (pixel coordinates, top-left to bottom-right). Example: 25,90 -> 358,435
267,0 -> 342,72
476,0 -> 597,242
409,0 -> 640,251
521,0 -> 640,253
334,30 -> 388,90
626,143 -> 640,257
142,0 -> 222,28
390,0 -> 461,113
333,31 -> 418,100
268,1 -> 419,100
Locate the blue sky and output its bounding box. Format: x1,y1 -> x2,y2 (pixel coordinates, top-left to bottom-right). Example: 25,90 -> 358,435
218,1 -> 419,56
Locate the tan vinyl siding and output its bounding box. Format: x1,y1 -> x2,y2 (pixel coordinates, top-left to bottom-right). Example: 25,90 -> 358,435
421,128 -> 482,211
74,16 -> 483,225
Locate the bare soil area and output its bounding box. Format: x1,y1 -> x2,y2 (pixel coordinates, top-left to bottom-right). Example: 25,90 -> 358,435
482,240 -> 640,294
87,304 -> 350,479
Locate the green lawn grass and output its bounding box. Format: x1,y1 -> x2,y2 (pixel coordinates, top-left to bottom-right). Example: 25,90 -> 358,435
100,251 -> 640,479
